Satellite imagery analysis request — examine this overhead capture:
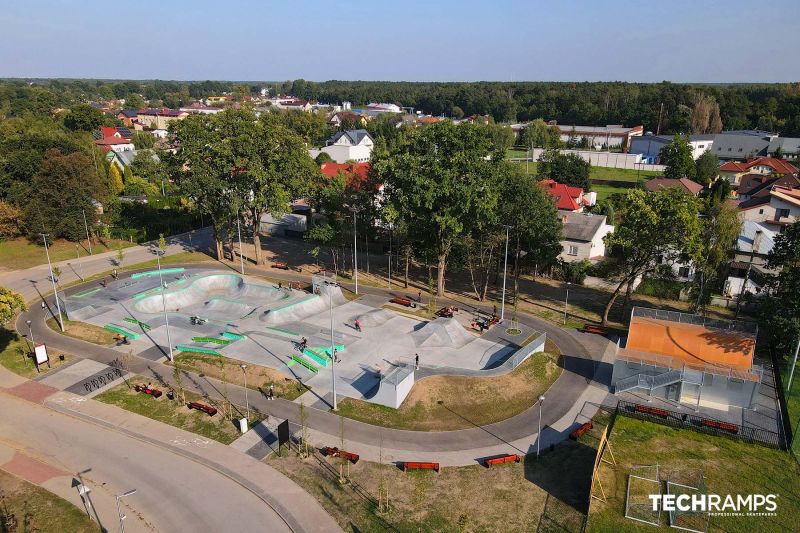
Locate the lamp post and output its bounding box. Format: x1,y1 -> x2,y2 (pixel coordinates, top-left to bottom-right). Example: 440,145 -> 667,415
25,320 -> 34,349
40,233 -> 64,332
82,210 -> 93,255
563,282 -> 570,325
236,216 -> 245,275
240,364 -> 249,421
155,250 -> 174,361
351,207 -> 358,295
500,225 -> 511,321
327,281 -> 338,410
387,223 -> 392,289
116,488 -> 137,533
537,395 -> 545,458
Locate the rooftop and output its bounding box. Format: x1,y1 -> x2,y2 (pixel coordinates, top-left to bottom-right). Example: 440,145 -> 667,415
643,177 -> 704,196
558,210 -> 608,242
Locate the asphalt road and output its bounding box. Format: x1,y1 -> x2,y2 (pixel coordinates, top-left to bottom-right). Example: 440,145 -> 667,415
0,390 -> 293,533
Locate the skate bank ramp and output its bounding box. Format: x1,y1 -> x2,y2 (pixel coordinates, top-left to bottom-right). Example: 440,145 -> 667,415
411,317 -> 474,348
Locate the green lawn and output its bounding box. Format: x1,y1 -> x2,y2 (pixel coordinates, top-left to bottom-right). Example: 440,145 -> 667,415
0,237 -> 135,272
587,416 -> 800,532
95,379 -> 254,445
506,148 -> 531,159
0,327 -> 75,379
0,470 -> 99,533
591,182 -> 634,203
589,166 -> 661,183
778,357 -> 800,457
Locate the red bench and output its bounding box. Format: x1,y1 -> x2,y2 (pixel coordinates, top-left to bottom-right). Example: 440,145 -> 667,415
634,404 -> 669,418
701,419 -> 739,433
272,262 -> 289,270
581,325 -> 608,336
569,422 -> 594,440
484,454 -> 520,467
134,384 -> 162,398
436,306 -> 458,318
321,447 -> 360,464
187,401 -> 217,415
390,297 -> 415,308
402,461 -> 439,472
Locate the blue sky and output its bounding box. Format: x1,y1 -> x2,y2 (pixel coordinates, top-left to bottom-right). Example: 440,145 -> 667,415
2,0 -> 799,82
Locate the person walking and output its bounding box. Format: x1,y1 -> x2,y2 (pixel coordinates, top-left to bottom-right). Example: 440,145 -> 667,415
354,319 -> 361,332
417,290 -> 422,302
268,383 -> 274,400
415,353 -> 419,370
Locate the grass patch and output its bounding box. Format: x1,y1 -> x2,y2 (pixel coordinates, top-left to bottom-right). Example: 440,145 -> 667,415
94,378 -> 250,445
0,327 -> 74,379
170,351 -> 308,401
0,237 -> 134,272
335,350 -> 562,431
118,250 -> 212,271
268,438 -> 594,533
587,416 -> 800,532
590,182 -> 631,203
506,148 -> 531,159
45,317 -> 118,346
589,166 -> 660,183
0,469 -> 99,533
778,357 -> 800,458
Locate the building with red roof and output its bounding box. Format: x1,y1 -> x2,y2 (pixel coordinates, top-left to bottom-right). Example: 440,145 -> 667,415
720,156 -> 798,188
538,179 -> 594,212
320,162 -> 379,192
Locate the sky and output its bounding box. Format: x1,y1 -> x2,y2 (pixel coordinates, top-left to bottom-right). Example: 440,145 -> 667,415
2,0 -> 799,83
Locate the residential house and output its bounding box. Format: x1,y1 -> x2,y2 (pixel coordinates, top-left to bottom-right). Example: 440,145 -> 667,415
310,129 -> 374,163
94,137 -> 134,152
117,109 -> 138,126
180,102 -> 223,115
738,184 -> 800,231
136,108 -> 188,129
557,210 -> 614,262
719,156 -> 798,189
735,173 -> 800,202
767,137 -> 800,159
328,111 -> 365,128
548,121 -> 644,151
538,179 -> 595,212
628,134 -> 715,164
711,130 -> 777,161
643,177 -> 704,197
205,95 -> 231,105
364,102 -> 402,115
106,149 -> 160,171
320,162 -> 377,191
724,220 -> 776,298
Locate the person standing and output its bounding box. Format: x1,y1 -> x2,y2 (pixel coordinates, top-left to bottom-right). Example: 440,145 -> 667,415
354,319 -> 361,332
415,353 -> 419,370
268,383 -> 274,400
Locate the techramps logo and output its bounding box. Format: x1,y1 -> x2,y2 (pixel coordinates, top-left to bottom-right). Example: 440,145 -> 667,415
649,493 -> 779,517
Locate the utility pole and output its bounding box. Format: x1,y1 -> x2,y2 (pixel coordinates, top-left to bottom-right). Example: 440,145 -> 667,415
500,225 -> 511,321
735,229 -> 761,319
155,250 -> 174,361
116,489 -> 137,533
787,338 -> 800,392
41,233 -> 64,332
351,207 -> 358,295
328,281 -> 337,410
537,395 -> 545,457
82,210 -> 93,255
656,102 -> 664,136
236,216 -> 245,275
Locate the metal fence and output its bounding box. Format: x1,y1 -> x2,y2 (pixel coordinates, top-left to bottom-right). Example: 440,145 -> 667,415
616,400 -> 783,450
630,306 -> 758,336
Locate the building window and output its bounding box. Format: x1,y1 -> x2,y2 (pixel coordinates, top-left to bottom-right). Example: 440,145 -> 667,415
678,266 -> 691,278
777,208 -> 790,219
568,245 -> 579,256
759,209 -> 764,214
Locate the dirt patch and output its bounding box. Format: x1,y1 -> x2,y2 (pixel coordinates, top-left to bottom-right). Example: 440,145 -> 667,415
46,317 -> 117,346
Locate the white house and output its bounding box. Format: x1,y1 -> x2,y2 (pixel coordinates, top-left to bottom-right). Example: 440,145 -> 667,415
629,134 -> 715,164
724,220 -> 776,298
557,210 -> 614,262
738,184 -> 800,231
310,129 -> 374,163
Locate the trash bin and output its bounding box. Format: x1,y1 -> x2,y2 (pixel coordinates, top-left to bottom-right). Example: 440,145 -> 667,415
58,354 -> 65,361
166,391 -> 175,400
238,417 -> 248,433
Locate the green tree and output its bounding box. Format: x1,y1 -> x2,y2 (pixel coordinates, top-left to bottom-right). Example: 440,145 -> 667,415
262,109 -> 330,146
131,131 -> 155,150
0,286 -> 26,324
694,150 -> 719,185
536,149 -> 591,191
63,104 -> 104,132
601,188 -> 701,325
661,135 -> 697,180
519,119 -> 563,149
124,93 -> 146,110
451,105 -> 464,119
689,201 -> 741,313
314,152 -> 334,164
375,121 -> 503,295
760,223 -> 800,356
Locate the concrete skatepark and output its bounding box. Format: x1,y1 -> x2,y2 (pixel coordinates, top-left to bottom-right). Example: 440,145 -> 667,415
63,267 -> 544,408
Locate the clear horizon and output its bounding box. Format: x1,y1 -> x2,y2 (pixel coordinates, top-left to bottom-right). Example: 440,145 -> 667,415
2,0 -> 799,83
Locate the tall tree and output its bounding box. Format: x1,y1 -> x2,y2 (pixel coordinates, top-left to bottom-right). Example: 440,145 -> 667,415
689,200 -> 741,313
660,135 -> 697,180
694,150 -> 719,185
536,149 -> 591,191
375,121 -> 503,295
759,223 -> 800,356
63,104 -> 104,132
601,188 -> 701,325
0,287 -> 26,325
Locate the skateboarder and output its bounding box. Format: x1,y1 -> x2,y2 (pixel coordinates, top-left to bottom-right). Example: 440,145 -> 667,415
354,319 -> 361,332
268,383 -> 274,400
299,337 -> 308,351
415,353 -> 419,370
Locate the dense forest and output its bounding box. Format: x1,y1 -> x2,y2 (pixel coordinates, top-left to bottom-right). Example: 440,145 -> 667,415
2,78 -> 799,136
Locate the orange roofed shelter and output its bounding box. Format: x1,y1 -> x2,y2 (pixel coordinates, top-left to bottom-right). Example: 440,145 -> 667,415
612,307 -> 762,410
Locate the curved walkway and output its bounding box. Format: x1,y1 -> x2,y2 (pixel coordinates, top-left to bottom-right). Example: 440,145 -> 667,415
18,264 -> 614,466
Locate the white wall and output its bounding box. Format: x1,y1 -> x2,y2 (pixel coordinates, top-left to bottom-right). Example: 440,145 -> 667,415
530,148 -> 665,171
315,144 -> 372,164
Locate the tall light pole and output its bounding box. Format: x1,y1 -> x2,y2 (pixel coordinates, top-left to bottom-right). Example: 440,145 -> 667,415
40,233 -> 64,332
328,281 -> 337,410
240,363 -> 249,421
25,320 -> 34,349
787,338 -> 800,392
387,223 -> 392,289
155,250 -> 173,361
236,216 -> 245,275
82,210 -> 93,255
500,225 -> 511,321
537,395 -> 545,458
116,488 -> 137,533
563,282 -> 571,325
351,207 -> 358,295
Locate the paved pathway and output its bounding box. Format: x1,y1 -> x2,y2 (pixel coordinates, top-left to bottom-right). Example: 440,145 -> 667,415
0,365 -> 341,533
19,262 -> 615,467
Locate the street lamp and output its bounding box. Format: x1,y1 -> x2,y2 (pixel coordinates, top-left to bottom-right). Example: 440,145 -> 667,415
350,207 -> 359,295
240,364 -> 249,421
40,233 -> 64,332
563,282 -> 571,325
116,488 -> 137,533
155,249 -> 174,361
82,210 -> 93,255
327,281 -> 338,410
500,225 -> 511,322
537,395 -> 545,458
25,320 -> 34,349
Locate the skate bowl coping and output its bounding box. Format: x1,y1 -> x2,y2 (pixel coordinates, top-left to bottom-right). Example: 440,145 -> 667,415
131,268 -> 185,279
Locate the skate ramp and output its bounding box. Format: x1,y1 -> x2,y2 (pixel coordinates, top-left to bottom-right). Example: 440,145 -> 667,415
354,308 -> 395,327
133,273 -> 286,318
411,317 -> 474,348
260,284 -> 347,325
